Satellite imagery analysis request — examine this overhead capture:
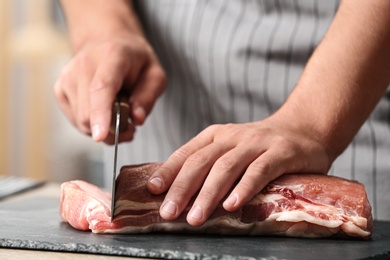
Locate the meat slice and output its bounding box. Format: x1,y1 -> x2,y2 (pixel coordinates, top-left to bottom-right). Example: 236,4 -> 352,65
60,180 -> 111,231
60,163 -> 373,239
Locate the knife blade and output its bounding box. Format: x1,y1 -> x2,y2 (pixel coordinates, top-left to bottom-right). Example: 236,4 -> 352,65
110,93 -> 129,222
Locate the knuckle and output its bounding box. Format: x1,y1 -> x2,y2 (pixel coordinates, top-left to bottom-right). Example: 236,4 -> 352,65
226,123 -> 241,134
198,189 -> 217,202
100,42 -> 132,64
75,52 -> 92,70
214,157 -> 235,172
203,123 -> 238,141
151,66 -> 167,88
186,152 -> 209,166
273,134 -> 292,147
169,182 -> 189,198
249,160 -> 272,176
101,42 -> 122,56
203,124 -> 222,136
242,129 -> 266,143
90,77 -> 119,94
171,146 -> 192,161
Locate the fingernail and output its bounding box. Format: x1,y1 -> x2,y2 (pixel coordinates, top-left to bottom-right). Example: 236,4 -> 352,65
189,206 -> 203,220
225,193 -> 238,206
92,124 -> 101,141
162,200 -> 177,216
149,177 -> 163,190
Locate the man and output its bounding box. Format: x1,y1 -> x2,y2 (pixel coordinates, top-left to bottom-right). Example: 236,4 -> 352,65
55,0 -> 390,225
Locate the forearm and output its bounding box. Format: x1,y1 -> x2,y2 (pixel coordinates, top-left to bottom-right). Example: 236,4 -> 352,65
276,0 -> 390,160
60,0 -> 144,51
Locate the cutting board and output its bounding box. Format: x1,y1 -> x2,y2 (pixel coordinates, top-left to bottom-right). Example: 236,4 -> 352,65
0,196 -> 389,260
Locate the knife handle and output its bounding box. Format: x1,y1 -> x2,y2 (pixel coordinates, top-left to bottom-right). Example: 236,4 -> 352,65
109,94 -> 130,134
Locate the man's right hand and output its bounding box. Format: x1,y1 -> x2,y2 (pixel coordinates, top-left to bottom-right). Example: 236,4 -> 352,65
54,0 -> 166,144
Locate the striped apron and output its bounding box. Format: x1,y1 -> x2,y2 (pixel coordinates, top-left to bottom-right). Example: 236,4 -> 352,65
104,0 -> 390,220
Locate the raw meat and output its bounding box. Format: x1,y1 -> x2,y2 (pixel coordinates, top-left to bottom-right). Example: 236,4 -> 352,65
60,163 -> 373,239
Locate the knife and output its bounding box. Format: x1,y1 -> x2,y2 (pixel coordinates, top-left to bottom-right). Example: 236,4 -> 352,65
110,93 -> 129,222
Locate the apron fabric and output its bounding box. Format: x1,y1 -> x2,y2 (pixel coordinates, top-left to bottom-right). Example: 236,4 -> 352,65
104,0 -> 390,220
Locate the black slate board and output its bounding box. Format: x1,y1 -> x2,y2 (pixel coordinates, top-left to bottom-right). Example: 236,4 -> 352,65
0,197 -> 389,260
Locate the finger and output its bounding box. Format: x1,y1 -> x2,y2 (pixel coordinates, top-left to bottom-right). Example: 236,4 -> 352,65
147,125 -> 218,194
75,57 -> 94,135
222,149 -> 286,212
186,144 -> 262,226
53,71 -> 76,127
76,84 -> 91,135
89,57 -> 130,142
129,64 -> 167,125
159,142 -> 229,221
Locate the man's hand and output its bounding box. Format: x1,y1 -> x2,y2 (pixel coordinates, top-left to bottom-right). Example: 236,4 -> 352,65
54,0 -> 166,144
147,116 -> 331,227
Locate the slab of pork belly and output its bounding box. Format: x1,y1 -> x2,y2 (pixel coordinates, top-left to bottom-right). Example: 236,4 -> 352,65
60,163 -> 372,239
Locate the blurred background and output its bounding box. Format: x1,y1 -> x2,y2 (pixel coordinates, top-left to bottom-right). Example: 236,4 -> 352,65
0,0 -> 104,186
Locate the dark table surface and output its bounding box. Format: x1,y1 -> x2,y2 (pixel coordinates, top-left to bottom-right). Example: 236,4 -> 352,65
0,186 -> 389,260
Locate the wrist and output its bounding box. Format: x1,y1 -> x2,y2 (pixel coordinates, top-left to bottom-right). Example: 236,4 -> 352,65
61,0 -> 144,52
269,103 -> 341,163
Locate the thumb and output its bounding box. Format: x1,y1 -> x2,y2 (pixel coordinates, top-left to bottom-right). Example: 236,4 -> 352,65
130,65 -> 167,125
